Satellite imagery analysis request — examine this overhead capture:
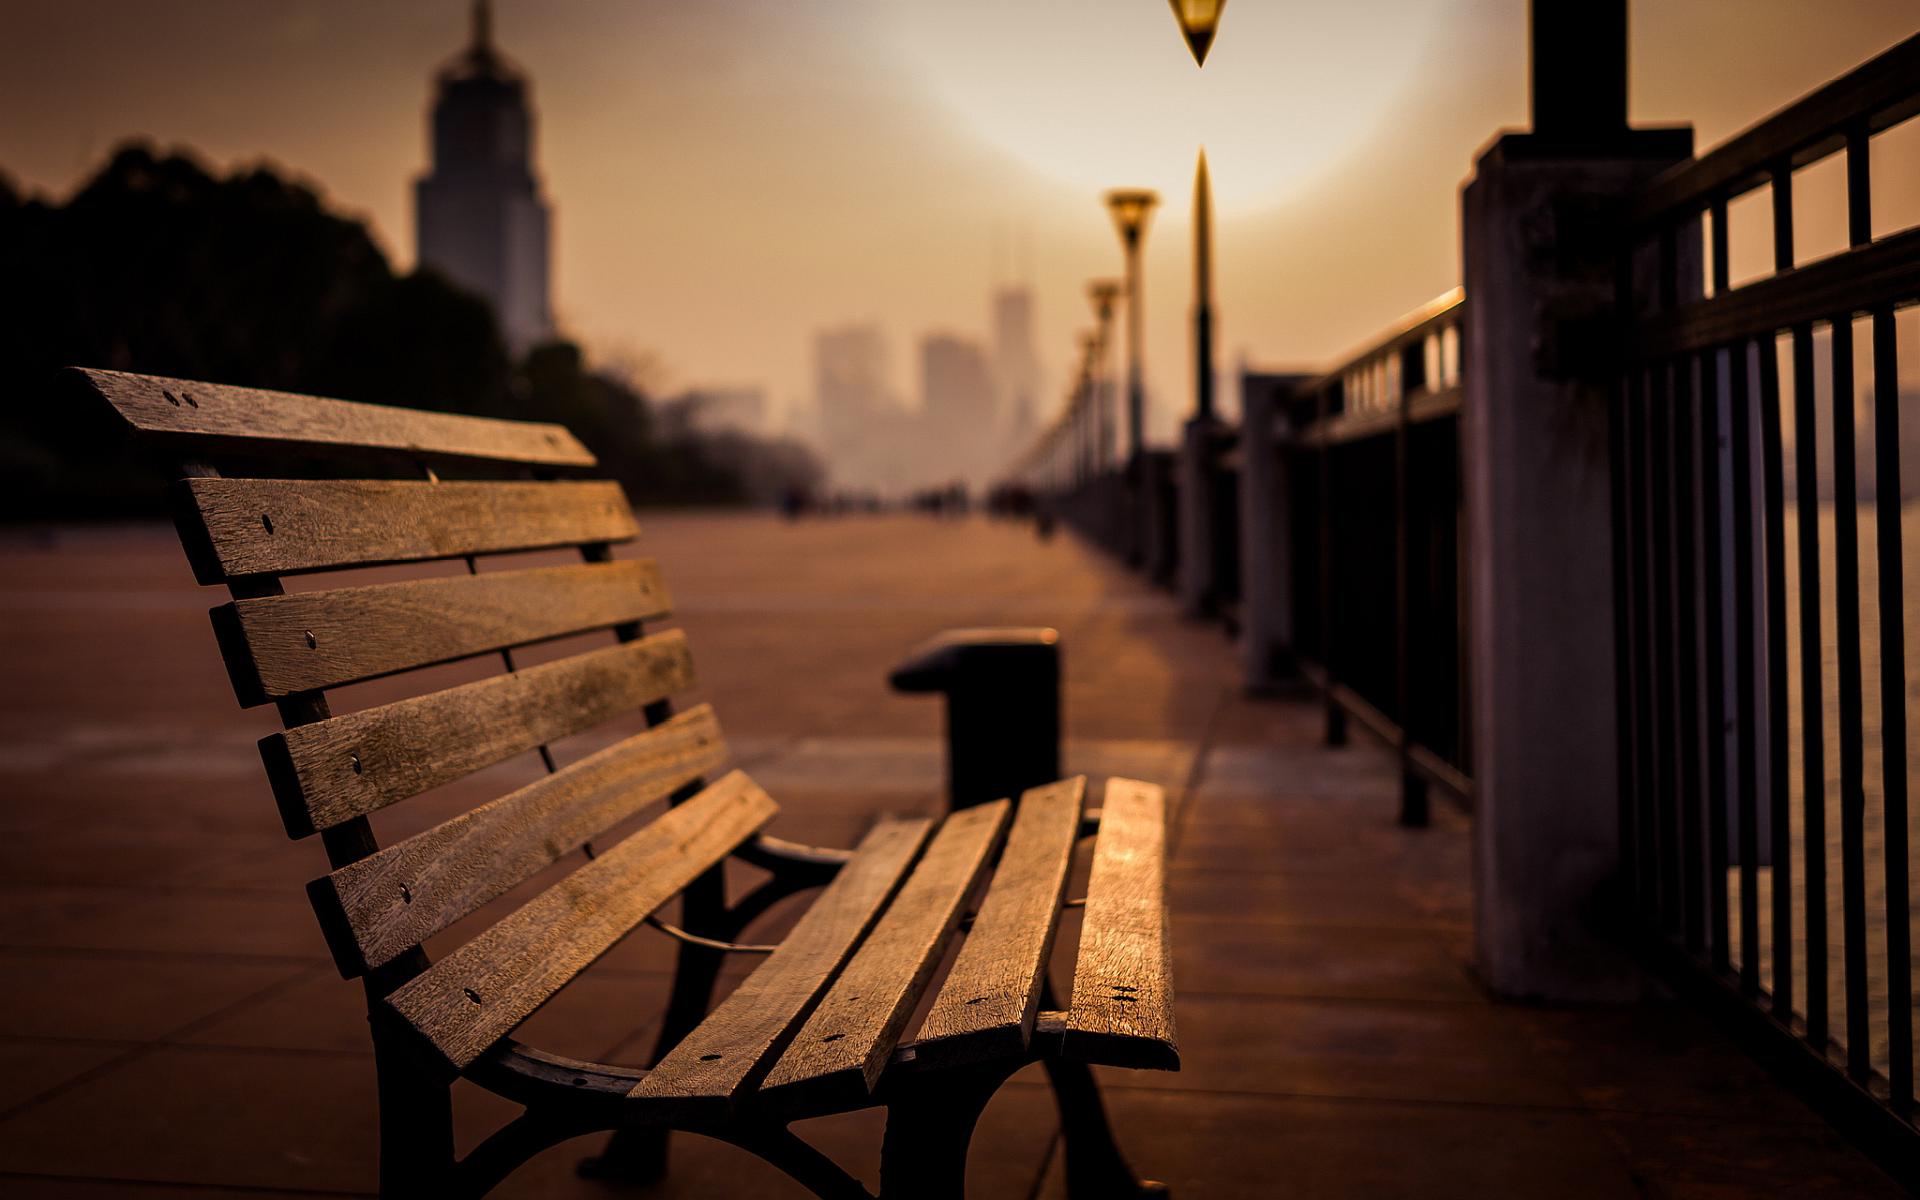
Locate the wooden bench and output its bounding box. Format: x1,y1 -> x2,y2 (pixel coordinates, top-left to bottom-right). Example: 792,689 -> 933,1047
67,366 -> 1179,1199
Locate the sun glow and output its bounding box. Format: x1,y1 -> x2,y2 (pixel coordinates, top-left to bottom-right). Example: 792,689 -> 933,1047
884,0 -> 1452,214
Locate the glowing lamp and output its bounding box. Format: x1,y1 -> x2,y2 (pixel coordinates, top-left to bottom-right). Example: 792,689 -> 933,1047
1104,190 -> 1159,248
1169,0 -> 1226,67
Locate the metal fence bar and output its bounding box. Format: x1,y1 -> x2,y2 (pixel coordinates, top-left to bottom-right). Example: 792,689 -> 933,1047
1758,326 -> 1794,1018
1831,307 -> 1870,1078
1699,343 -> 1732,973
1610,363 -> 1642,910
1629,370 -> 1659,916
1791,316 -> 1828,1047
1729,334 -> 1763,995
1674,353 -> 1707,955
1869,305 -> 1912,1108
1651,363 -> 1682,928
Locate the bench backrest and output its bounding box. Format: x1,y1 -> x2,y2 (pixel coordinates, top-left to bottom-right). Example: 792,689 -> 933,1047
69,366 -> 772,1070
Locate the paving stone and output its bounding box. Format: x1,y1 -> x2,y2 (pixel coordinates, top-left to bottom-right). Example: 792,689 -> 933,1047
0,1045 -> 381,1193
0,1039 -> 130,1114
1034,1087 -> 1641,1200
1092,993 -> 1581,1108
0,950 -> 309,1043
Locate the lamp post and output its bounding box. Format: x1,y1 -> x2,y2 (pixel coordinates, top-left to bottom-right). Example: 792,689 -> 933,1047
1076,330 -> 1101,483
1104,189 -> 1158,464
1191,150 -> 1215,421
1086,279 -> 1121,472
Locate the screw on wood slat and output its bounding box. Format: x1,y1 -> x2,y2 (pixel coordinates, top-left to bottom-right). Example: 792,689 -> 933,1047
464,988 -> 483,1005
261,513 -> 274,534
304,631 -> 317,649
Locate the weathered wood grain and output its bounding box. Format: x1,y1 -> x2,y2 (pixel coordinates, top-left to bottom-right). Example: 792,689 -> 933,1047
218,559 -> 669,702
68,367 -> 595,468
310,705 -> 727,975
383,770 -> 777,1070
178,478 -> 636,581
1064,778 -> 1179,1071
630,816 -> 935,1118
262,629 -> 695,836
758,800 -> 1010,1109
915,777 -> 1085,1068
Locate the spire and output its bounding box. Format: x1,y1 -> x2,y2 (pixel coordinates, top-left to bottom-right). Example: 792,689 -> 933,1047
472,0 -> 493,54
1193,148 -> 1213,304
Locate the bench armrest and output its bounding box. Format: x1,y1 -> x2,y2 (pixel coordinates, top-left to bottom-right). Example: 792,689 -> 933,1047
889,627 -> 1061,810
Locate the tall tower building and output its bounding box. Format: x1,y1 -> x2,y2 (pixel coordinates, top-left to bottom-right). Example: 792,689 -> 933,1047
991,285 -> 1039,440
415,1 -> 553,355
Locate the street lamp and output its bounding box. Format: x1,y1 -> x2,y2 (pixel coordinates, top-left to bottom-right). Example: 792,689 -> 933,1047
1086,278 -> 1121,471
1168,0 -> 1227,67
1104,189 -> 1158,465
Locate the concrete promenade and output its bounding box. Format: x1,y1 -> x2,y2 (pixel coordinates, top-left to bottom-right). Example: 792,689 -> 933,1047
0,513 -> 1899,1197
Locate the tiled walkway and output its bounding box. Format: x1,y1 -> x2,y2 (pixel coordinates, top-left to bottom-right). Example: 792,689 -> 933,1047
0,514 -> 1899,1196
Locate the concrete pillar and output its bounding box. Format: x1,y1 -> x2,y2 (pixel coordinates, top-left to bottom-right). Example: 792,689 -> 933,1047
1462,127 -> 1691,1000
1177,415 -> 1222,617
1237,372 -> 1307,691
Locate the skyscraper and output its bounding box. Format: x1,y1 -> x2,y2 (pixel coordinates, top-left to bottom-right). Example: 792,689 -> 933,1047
415,1 -> 553,354
990,285 -> 1039,442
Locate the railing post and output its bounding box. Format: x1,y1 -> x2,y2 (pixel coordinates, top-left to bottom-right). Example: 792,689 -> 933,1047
1237,372 -> 1303,691
1462,27 -> 1691,994
1177,413 -> 1222,617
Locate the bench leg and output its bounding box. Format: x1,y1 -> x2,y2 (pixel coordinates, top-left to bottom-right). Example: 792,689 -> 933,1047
371,1027 -> 456,1197
878,1062 -> 1016,1200
1043,1056 -> 1169,1198
1039,980 -> 1167,1198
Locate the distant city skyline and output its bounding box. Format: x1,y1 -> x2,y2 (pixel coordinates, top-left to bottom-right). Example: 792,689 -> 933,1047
3,1 -> 1917,459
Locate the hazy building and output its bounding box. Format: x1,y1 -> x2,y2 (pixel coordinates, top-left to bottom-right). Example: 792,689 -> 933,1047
415,1 -> 553,354
813,324 -> 924,492
921,333 -> 996,483
990,286 -> 1040,444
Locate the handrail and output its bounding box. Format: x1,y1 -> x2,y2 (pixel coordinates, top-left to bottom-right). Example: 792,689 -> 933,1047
1294,287 -> 1465,401
1631,31 -> 1920,224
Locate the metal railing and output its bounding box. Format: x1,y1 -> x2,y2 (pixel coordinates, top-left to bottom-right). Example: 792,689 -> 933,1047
1281,290 -> 1469,825
1615,30 -> 1920,1165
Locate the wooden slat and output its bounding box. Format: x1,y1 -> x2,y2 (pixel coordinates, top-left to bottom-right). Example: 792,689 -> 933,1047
67,367 -> 595,468
177,478 -> 636,582
758,800 -> 1010,1109
383,769 -> 777,1070
262,630 -> 695,836
915,777 -> 1085,1068
310,704 -> 727,975
630,816 -> 935,1118
1065,779 -> 1178,1070
216,559 -> 669,703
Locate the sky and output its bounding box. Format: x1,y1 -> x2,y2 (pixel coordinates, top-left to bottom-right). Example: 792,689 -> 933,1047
3,0 -> 1917,447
